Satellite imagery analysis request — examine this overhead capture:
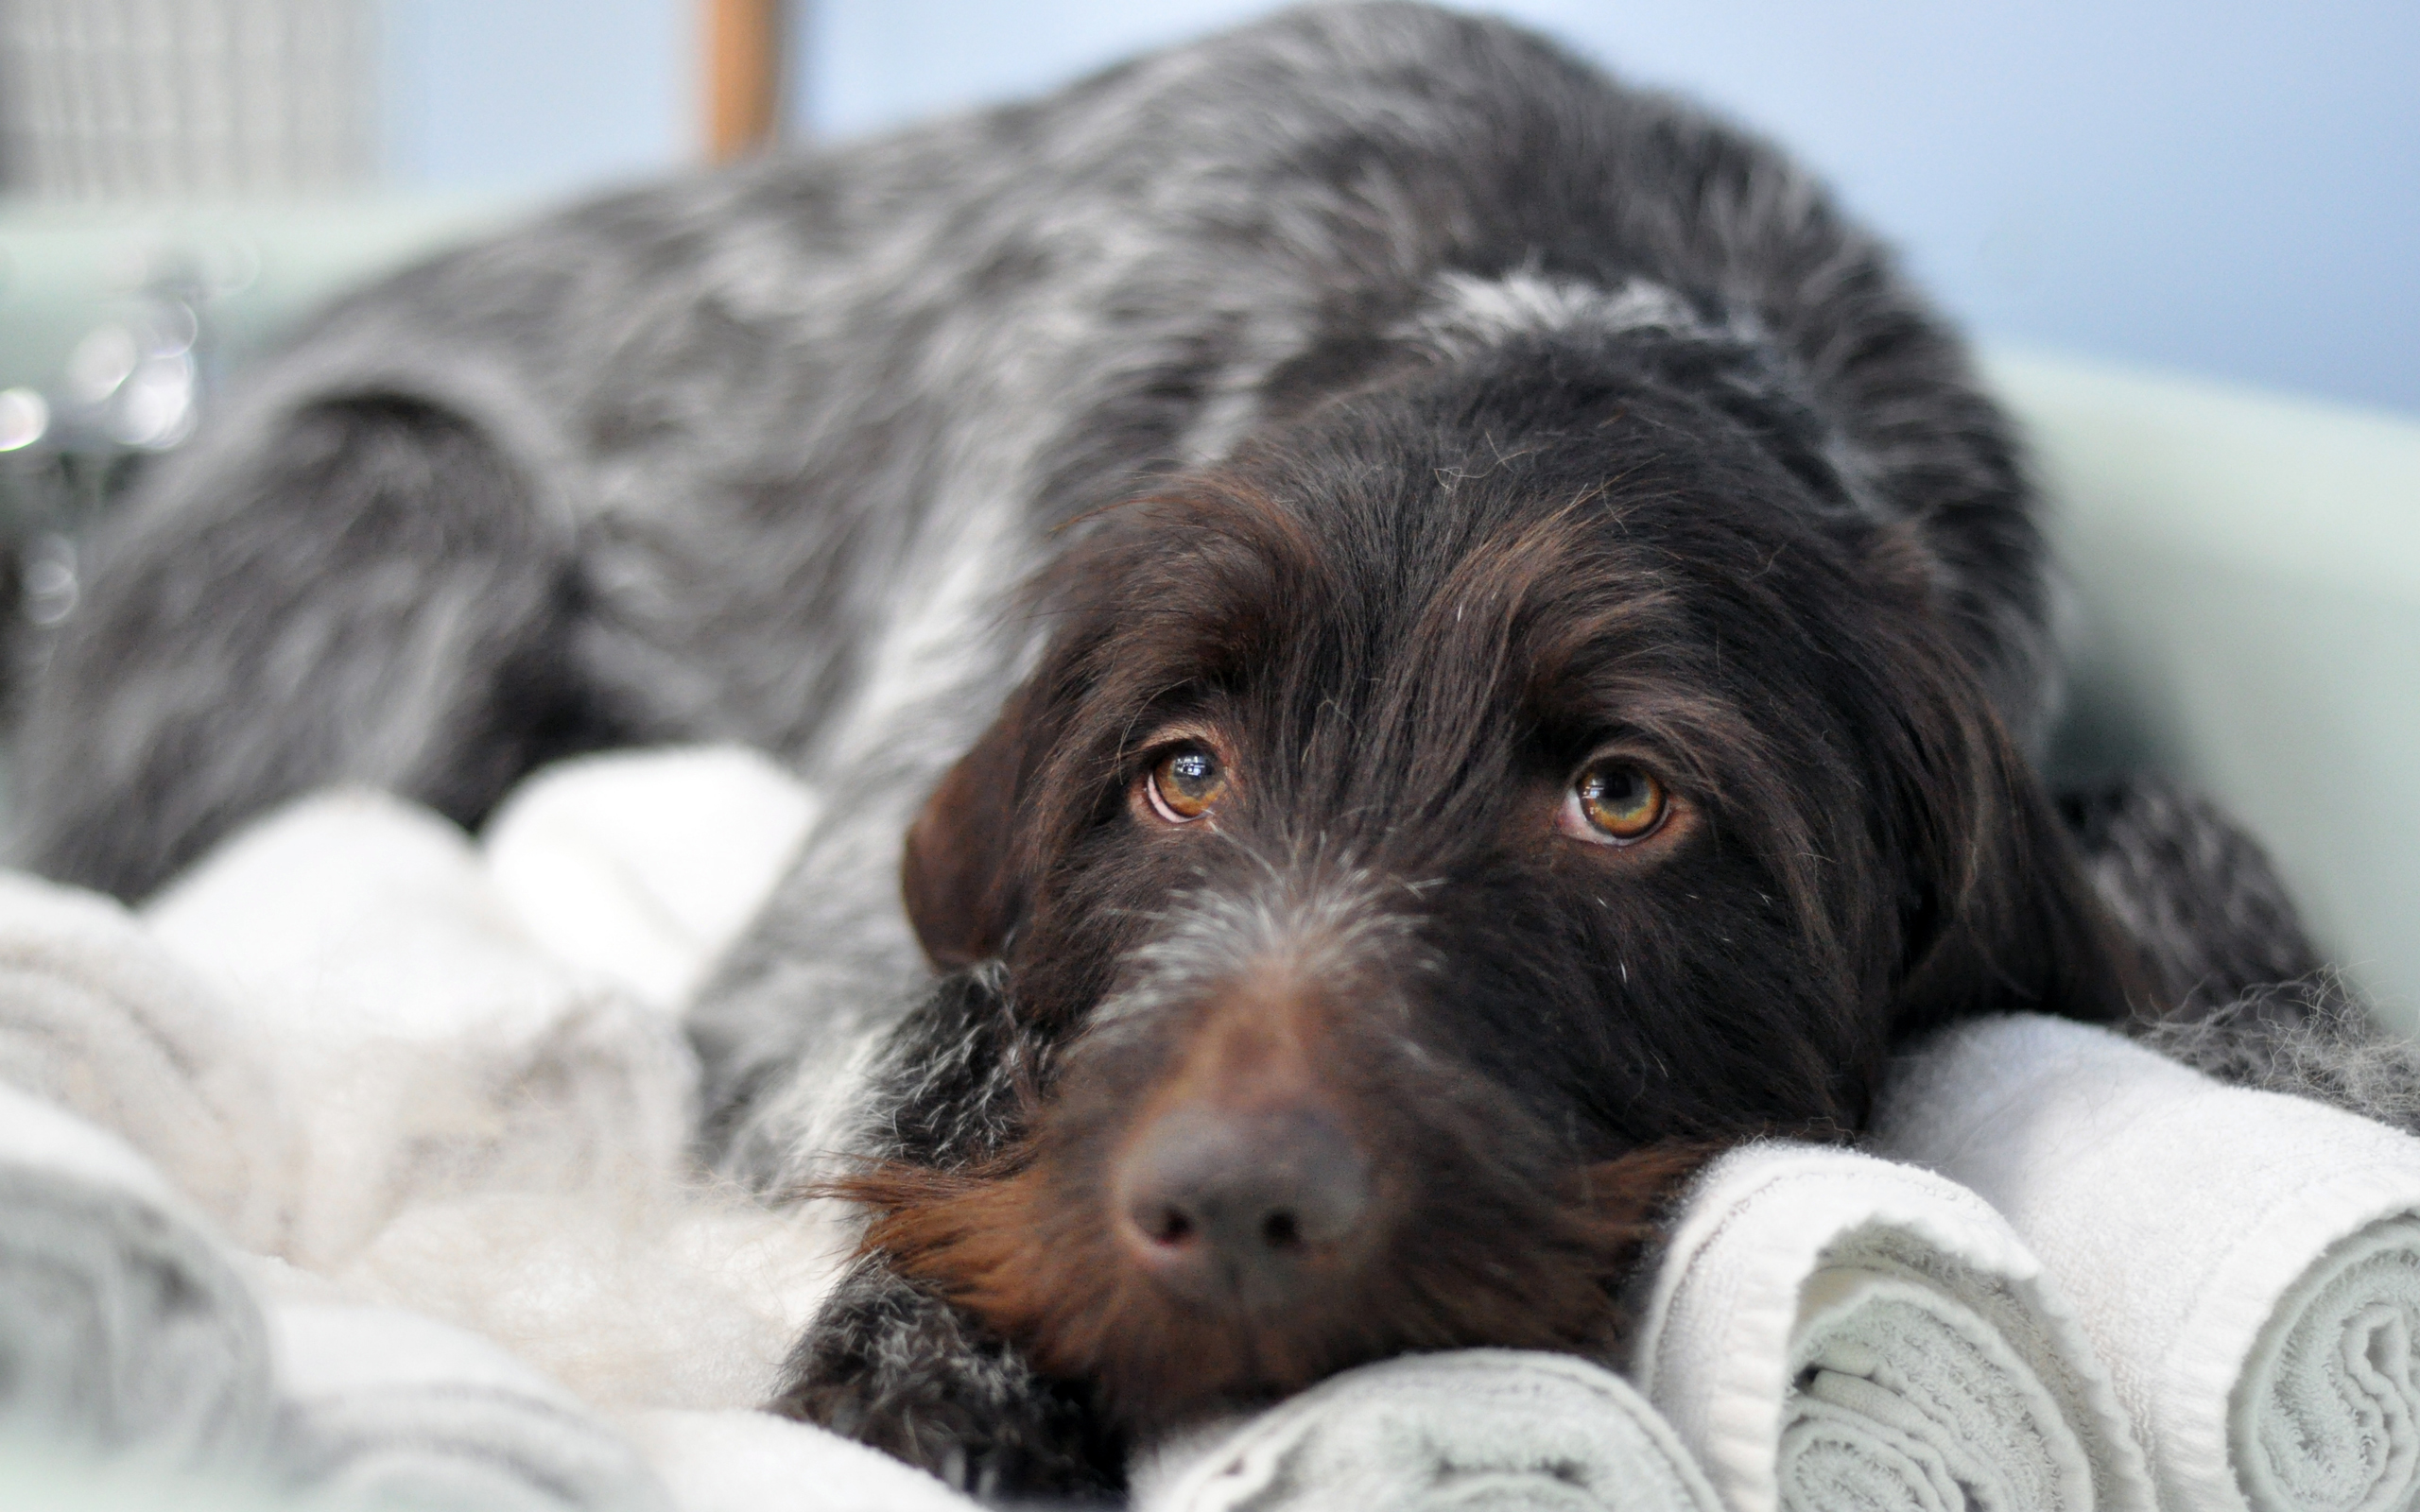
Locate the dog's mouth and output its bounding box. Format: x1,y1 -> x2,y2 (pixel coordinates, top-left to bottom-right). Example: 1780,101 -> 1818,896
832,922 -> 1727,1427
835,1125 -> 1714,1429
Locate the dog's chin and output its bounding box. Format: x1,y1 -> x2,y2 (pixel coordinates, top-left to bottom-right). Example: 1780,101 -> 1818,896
833,1140 -> 1713,1430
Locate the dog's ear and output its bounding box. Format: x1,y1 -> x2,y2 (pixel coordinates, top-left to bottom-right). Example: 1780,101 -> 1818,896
902,697 -> 1035,971
1886,680 -> 2150,1042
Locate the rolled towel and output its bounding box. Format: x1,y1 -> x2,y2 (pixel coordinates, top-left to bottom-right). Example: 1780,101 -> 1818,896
1632,1141 -> 2152,1512
0,1081 -> 275,1472
0,873 -> 286,1248
1873,1013 -> 2420,1512
625,1408 -> 977,1512
1133,1349 -> 1723,1512
268,1298 -> 673,1512
143,789 -> 698,1267
484,746 -> 821,1015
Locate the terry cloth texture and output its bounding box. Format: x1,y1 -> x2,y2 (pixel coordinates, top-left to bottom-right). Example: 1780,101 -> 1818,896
1874,1014 -> 2420,1512
267,1297 -> 673,1512
0,1080 -> 276,1474
625,1408 -> 979,1512
484,746 -> 823,1017
1133,1349 -> 1724,1512
1631,1141 -> 2152,1512
140,787 -> 700,1270
0,873 -> 287,1249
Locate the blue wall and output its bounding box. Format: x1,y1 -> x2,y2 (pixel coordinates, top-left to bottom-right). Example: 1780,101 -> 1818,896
382,0 -> 689,195
383,1 -> 2420,414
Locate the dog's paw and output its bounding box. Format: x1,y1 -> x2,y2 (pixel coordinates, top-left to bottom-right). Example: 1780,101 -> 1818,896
770,1257 -> 1122,1503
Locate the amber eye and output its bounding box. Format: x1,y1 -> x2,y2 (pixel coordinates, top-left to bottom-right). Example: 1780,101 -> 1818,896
1147,744 -> 1228,823
1569,761 -> 1668,844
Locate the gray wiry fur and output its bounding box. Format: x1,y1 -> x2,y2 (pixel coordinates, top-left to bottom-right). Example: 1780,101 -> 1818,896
2068,777 -> 2420,1134
11,3 -> 2060,1193
2062,778 -> 2326,1017
2134,987 -> 2420,1133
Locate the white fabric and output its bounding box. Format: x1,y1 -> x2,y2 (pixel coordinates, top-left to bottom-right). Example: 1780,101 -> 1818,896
626,1409 -> 977,1512
0,873 -> 287,1247
1874,1014 -> 2420,1512
269,1298 -> 672,1512
1632,1141 -> 2151,1512
141,788 -> 700,1268
1135,1349 -> 1724,1512
0,1080 -> 275,1472
485,746 -> 822,1016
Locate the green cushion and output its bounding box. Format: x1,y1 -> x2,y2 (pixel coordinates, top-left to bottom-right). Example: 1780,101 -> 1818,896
2000,351 -> 2420,1029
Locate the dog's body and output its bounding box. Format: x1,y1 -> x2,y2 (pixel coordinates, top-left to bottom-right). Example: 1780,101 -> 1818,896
13,3 -> 2288,1499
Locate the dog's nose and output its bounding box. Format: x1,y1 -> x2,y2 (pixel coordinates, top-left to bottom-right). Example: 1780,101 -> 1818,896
1115,1102 -> 1373,1307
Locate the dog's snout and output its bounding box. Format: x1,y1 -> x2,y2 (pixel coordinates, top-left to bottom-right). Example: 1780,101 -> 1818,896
1116,1102 -> 1372,1307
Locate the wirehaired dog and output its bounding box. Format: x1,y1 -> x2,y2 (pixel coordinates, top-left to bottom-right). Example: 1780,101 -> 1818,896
15,2 -> 2181,1498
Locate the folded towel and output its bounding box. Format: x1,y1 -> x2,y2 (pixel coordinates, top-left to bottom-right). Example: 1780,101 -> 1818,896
142,789 -> 698,1267
1133,1349 -> 1723,1512
1874,1014 -> 2420,1512
484,746 -> 821,1016
268,1297 -> 674,1512
1632,1141 -> 2151,1512
0,1081 -> 275,1473
625,1408 -> 977,1512
0,873 -> 287,1248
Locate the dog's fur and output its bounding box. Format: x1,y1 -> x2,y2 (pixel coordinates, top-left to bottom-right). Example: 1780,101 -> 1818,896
9,3 -> 2341,1500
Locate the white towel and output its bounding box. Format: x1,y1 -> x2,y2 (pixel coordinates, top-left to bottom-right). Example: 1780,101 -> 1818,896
333,1184 -> 854,1414
0,873 -> 287,1248
1134,1349 -> 1724,1512
268,1297 -> 674,1512
625,1408 -> 978,1512
484,746 -> 821,1016
0,1081 -> 275,1472
1632,1141 -> 2151,1512
141,789 -> 699,1268
1874,1013 -> 2420,1512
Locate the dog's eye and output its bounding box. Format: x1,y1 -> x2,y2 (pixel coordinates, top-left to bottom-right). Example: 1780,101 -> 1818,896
1147,745 -> 1228,823
1567,761 -> 1668,844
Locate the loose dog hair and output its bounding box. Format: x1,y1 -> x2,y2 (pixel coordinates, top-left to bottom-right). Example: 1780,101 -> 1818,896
17,3 -> 2164,1498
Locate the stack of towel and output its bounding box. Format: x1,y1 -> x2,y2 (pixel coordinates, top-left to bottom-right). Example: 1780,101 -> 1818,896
2,745 -> 2419,1512
1877,1015 -> 2420,1512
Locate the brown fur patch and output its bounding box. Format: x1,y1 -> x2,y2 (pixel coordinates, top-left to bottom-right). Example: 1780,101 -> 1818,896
830,1137 -> 1721,1427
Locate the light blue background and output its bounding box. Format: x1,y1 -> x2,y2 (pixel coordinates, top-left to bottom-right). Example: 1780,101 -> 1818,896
381,1 -> 2420,415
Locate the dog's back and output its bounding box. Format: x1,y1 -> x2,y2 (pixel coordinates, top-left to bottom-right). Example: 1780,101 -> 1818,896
13,2 -> 2044,914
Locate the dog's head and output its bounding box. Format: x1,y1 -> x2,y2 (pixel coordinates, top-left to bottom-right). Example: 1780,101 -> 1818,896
860,322 -> 2136,1428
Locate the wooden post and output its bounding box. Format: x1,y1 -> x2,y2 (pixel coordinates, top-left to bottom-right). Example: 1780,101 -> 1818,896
704,0 -> 786,163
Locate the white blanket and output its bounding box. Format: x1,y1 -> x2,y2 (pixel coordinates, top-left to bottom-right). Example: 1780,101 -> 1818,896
0,1080 -> 276,1474
266,1295 -> 673,1512
1632,1142 -> 2151,1512
130,782 -> 848,1413
0,873 -> 286,1248
142,787 -> 699,1269
1876,1014 -> 2420,1512
626,1409 -> 977,1512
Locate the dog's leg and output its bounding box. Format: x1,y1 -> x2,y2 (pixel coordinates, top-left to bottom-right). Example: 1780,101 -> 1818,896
2065,778 -> 2420,1130
773,1256 -> 1122,1502
12,395 -> 618,898
769,966 -> 1120,1500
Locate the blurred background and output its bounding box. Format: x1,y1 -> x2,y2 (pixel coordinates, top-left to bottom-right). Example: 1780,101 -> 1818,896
4,0 -> 2411,411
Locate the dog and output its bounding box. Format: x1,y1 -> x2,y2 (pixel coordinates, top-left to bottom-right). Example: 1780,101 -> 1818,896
10,2 -> 2244,1498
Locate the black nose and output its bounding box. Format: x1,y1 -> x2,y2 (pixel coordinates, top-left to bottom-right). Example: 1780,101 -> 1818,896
1115,1102 -> 1373,1308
